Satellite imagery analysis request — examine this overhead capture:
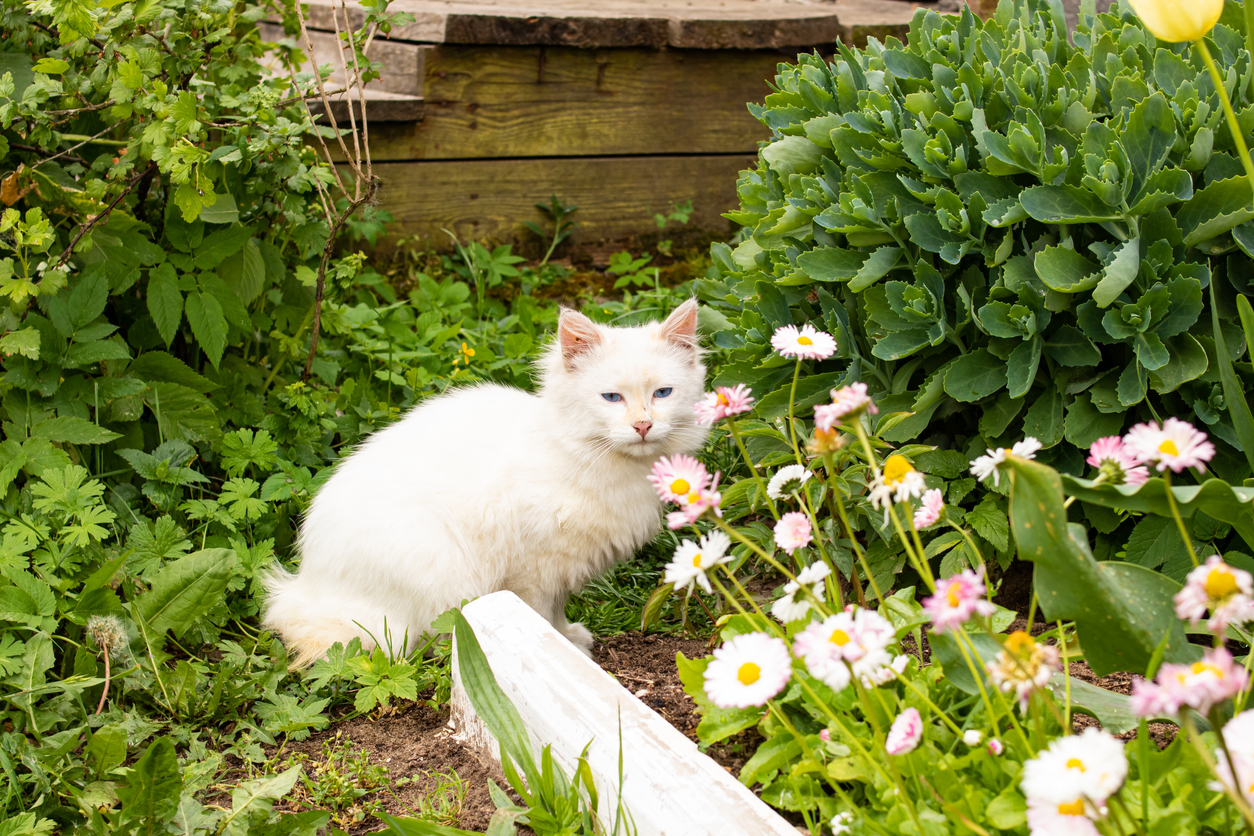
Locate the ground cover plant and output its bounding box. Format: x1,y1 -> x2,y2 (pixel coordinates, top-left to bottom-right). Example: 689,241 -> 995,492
0,0 -> 714,830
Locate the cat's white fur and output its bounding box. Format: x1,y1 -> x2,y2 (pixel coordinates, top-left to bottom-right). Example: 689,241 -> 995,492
262,300 -> 707,666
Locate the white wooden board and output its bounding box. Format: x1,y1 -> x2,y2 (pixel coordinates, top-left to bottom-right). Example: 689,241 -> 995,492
450,591 -> 799,836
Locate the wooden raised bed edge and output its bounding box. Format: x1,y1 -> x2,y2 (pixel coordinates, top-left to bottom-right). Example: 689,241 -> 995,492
450,591 -> 796,836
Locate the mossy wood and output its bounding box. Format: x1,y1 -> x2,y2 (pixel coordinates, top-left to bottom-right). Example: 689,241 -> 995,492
373,155 -> 751,245
353,45 -> 779,161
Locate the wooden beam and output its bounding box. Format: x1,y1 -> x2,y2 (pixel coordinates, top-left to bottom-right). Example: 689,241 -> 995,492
451,592 -> 801,836
357,45 -> 777,161
372,154 -> 751,246
300,0 -> 931,48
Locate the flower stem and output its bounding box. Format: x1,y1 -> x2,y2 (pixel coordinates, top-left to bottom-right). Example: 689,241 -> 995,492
1183,711 -> 1254,832
96,652 -> 111,715
851,422 -> 935,592
955,628 -> 1033,754
712,517 -> 833,619
726,416 -> 779,520
1161,470 -> 1200,568
1198,38 -> 1254,206
1058,620 -> 1072,733
787,359 -> 805,467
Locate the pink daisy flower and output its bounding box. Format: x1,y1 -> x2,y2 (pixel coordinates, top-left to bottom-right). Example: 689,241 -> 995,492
1123,418 -> 1215,473
793,608 -> 894,690
1130,646 -> 1248,717
1211,710 -> 1254,805
648,454 -> 712,504
1086,436 -> 1150,487
693,384 -> 755,426
773,512 -> 812,554
987,738 -> 1004,756
1174,555 -> 1254,634
885,707 -> 923,755
912,488 -> 944,529
814,382 -> 878,430
922,566 -> 996,633
664,477 -> 723,530
771,324 -> 837,360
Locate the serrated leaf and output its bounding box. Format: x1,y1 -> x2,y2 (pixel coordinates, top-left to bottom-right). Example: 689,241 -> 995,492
146,264 -> 182,347
184,291 -> 227,369
29,416 -> 121,445
133,549 -> 236,638
967,495 -> 1009,552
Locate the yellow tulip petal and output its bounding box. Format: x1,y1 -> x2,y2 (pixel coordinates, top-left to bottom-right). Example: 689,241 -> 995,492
1127,0 -> 1223,42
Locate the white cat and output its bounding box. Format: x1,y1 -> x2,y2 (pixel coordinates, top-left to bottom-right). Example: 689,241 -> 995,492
263,299 -> 707,666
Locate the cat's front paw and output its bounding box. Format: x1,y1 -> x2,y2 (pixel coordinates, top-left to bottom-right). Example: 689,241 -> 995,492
562,622 -> 594,657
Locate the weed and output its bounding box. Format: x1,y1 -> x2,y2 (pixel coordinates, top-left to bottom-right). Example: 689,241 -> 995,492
278,733 -> 396,827
410,766 -> 469,826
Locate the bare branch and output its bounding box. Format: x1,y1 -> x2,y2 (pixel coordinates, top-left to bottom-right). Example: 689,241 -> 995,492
55,162 -> 157,268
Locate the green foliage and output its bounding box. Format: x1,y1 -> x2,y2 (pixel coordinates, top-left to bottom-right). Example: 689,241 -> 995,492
700,0 -> 1254,577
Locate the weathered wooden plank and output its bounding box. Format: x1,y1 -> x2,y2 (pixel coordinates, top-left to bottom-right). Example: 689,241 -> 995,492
259,22 -> 425,96
451,592 -> 800,836
301,0 -> 931,48
311,90 -> 425,123
356,45 -> 777,161
372,154 -> 750,246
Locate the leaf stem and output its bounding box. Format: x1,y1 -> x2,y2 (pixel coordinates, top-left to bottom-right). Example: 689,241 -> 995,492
725,416 -> 779,520
787,359 -> 805,467
1161,470 -> 1200,568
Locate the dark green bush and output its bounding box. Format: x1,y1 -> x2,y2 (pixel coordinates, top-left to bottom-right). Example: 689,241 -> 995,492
698,0 -> 1254,568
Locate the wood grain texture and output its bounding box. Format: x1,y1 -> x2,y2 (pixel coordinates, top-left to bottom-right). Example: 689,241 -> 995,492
357,45 -> 777,160
451,592 -> 800,836
301,0 -> 931,48
372,154 -> 750,245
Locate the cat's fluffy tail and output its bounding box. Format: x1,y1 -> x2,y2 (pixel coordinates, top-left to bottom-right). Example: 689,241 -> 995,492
261,565 -> 365,669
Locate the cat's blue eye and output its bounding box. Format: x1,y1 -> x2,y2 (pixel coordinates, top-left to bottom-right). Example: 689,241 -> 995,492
654,387 -> 673,399
602,393 -> 623,403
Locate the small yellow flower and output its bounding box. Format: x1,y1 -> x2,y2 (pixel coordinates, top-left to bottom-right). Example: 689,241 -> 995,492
1127,0 -> 1222,42
455,341 -> 475,365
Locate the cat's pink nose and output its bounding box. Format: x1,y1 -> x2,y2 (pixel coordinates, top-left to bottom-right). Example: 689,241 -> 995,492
633,420 -> 653,439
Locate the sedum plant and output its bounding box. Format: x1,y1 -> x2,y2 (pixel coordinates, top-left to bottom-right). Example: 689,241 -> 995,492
698,0 -> 1254,560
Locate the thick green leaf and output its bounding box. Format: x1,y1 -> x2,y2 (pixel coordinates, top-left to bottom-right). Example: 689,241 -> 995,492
756,372 -> 844,421
849,246 -> 903,291
1061,474 -> 1254,551
1020,185 -> 1120,223
1063,392 -> 1124,449
1043,674 -> 1139,734
1034,245 -> 1099,293
1044,325 -> 1101,367
1178,175 -> 1254,247
795,246 -> 865,283
133,549 -> 236,638
1006,457 -> 1198,676
1021,387 -> 1064,447
1211,281 -> 1254,472
1092,238 -> 1141,308
943,348 -> 1007,402
225,765 -> 302,836
382,815 -> 481,836
452,610 -> 541,791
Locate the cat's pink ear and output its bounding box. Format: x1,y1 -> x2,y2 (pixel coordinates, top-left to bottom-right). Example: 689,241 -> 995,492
659,299 -> 699,352
559,308 -> 602,369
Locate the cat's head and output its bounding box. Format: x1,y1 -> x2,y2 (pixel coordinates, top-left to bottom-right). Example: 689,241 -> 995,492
539,299 -> 708,460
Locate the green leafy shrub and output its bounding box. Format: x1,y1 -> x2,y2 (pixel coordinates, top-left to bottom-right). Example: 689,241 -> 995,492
699,0 -> 1254,579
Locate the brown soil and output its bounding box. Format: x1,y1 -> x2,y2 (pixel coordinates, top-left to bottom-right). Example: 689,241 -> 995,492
268,696 -> 510,834
593,630 -> 764,777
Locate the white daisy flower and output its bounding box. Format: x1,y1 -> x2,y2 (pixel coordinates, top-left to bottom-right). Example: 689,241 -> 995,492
771,324 -> 837,360
970,437 -> 1042,486
1021,728 -> 1128,807
963,729 -> 983,747
663,531 -> 733,594
767,465 -> 812,500
770,561 -> 830,624
703,632 -> 793,709
868,454 -> 926,521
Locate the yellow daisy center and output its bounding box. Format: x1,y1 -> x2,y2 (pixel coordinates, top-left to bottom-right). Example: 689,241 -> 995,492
1065,758 -> 1086,772
717,392 -> 730,406
1057,800 -> 1085,817
883,454 -> 914,486
945,582 -> 963,608
692,552 -> 703,568
829,629 -> 851,646
1206,568 -> 1239,599
797,335 -> 813,346
670,478 -> 690,495
737,662 -> 761,685
1191,661 -> 1222,677
1004,630 -> 1035,655
687,492 -> 701,504
1158,439 -> 1179,457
